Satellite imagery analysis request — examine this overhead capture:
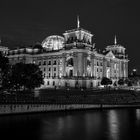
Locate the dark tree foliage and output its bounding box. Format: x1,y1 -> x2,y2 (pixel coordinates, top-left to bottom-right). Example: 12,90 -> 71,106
10,63 -> 44,91
0,53 -> 10,91
118,78 -> 125,86
101,77 -> 112,86
0,53 -> 9,71
124,78 -> 132,87
33,43 -> 43,49
127,81 -> 132,87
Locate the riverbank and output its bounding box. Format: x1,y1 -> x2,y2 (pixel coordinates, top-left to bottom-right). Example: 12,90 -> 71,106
1,103 -> 140,115
1,88 -> 140,115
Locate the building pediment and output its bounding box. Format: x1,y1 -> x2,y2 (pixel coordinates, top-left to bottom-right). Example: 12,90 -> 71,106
105,51 -> 115,58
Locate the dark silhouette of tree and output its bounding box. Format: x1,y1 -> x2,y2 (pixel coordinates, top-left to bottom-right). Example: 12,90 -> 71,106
124,78 -> 132,87
101,77 -> 112,87
118,79 -> 125,86
128,81 -> 132,87
9,63 -> 44,91
33,43 -> 43,49
0,52 -> 10,91
23,63 -> 44,90
0,53 -> 9,71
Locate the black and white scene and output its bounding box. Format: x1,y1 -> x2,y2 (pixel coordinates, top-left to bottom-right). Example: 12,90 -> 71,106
0,0 -> 140,140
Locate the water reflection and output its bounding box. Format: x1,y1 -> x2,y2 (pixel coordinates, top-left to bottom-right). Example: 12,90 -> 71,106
84,112 -> 102,140
136,109 -> 140,120
41,114 -> 75,140
1,109 -> 140,140
41,111 -> 115,140
108,110 -> 120,140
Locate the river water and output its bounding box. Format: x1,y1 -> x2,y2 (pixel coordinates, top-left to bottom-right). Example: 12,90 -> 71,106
0,109 -> 140,140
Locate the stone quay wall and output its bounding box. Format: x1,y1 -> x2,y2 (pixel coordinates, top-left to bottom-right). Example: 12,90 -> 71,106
0,104 -> 140,115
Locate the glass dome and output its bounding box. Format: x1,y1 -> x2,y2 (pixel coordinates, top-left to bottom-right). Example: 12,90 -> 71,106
42,35 -> 64,50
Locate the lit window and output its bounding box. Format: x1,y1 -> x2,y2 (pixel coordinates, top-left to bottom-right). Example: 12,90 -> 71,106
53,60 -> 57,65
38,61 -> 41,65
43,61 -> 46,65
54,73 -> 56,77
47,81 -> 49,85
53,81 -> 55,86
48,61 -> 51,65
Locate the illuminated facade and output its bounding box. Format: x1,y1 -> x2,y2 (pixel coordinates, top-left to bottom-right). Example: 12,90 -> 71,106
7,19 -> 128,89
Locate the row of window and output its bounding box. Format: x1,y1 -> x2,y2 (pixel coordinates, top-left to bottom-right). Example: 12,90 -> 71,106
43,73 -> 57,78
38,60 -> 57,66
96,68 -> 102,72
43,67 -> 57,72
37,60 -> 118,69
42,68 -> 118,75
47,81 -> 55,86
96,61 -> 103,66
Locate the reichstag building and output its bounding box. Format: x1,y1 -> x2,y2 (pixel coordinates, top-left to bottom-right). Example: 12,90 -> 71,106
7,19 -> 128,89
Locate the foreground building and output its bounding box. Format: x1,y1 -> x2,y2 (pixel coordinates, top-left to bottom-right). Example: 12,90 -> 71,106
7,19 -> 128,88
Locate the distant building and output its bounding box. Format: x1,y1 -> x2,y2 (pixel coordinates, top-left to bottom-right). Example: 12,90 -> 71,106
7,18 -> 129,88
129,69 -> 140,86
0,46 -> 9,55
0,38 -> 9,55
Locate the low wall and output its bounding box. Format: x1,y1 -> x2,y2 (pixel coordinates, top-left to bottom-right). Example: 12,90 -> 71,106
0,104 -> 140,115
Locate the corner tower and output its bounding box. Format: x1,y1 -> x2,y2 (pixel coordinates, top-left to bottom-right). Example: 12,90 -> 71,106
63,16 -> 94,50
106,36 -> 126,59
106,36 -> 129,79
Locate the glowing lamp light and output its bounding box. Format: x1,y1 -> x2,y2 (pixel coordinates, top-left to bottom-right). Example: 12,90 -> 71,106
133,69 -> 137,72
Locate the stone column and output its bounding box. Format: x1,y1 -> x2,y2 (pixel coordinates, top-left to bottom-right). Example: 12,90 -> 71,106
119,61 -> 122,79
110,59 -> 113,79
122,61 -> 125,78
83,53 -> 87,76
116,62 -> 119,79
91,54 -> 95,77
125,61 -> 128,78
124,61 -> 128,78
73,52 -> 78,76
57,57 -> 59,78
77,53 -> 84,76
111,60 -> 115,80
51,58 -> 53,77
103,58 -> 107,77
62,54 -> 66,76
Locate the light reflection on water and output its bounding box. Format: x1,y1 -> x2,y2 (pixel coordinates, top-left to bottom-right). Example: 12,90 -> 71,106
136,109 -> 140,120
108,110 -> 120,140
0,109 -> 140,140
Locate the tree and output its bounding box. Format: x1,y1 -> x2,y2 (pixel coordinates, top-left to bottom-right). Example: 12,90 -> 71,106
23,63 -> 44,90
128,81 -> 132,87
118,79 -> 125,86
9,63 -> 44,91
101,77 -> 112,87
10,63 -> 25,91
124,78 -> 133,87
0,52 -> 10,91
0,53 -> 9,71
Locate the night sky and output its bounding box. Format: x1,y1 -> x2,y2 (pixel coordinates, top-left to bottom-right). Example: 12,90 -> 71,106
0,0 -> 140,73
